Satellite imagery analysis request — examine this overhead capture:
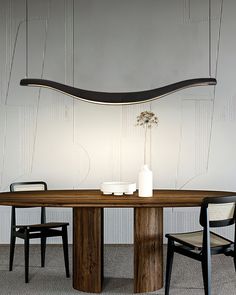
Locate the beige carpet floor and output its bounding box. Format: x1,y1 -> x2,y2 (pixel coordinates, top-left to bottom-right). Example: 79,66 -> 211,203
0,245 -> 235,294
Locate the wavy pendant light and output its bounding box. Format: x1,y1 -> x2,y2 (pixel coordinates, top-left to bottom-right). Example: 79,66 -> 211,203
20,78 -> 216,105
20,0 -> 216,105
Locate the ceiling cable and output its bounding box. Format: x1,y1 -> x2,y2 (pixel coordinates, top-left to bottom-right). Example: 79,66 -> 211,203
25,0 -> 29,78
209,0 -> 212,77
73,0 -> 75,87
20,1 -> 217,104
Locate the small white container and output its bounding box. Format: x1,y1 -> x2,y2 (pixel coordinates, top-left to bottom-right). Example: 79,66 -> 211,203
101,182 -> 136,195
138,165 -> 153,197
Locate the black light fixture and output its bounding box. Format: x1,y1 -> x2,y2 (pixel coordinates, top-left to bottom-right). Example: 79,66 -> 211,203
20,0 -> 216,105
20,78 -> 216,105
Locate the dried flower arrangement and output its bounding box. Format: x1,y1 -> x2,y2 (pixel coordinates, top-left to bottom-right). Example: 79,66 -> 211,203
136,111 -> 158,164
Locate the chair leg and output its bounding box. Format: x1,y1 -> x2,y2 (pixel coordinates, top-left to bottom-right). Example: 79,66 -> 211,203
24,234 -> 30,283
41,236 -> 46,267
201,255 -> 211,295
234,247 -> 236,272
234,253 -> 236,272
165,239 -> 175,295
62,226 -> 70,278
9,235 -> 16,271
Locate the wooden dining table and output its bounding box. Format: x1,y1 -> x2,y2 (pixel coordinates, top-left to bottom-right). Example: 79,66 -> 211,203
0,189 -> 235,293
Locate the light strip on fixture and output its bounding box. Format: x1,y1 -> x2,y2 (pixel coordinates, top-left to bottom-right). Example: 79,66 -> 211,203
20,78 -> 217,105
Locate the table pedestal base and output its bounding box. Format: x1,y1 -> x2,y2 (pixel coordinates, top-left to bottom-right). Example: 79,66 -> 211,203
73,207 -> 163,293
73,208 -> 103,293
134,207 -> 163,293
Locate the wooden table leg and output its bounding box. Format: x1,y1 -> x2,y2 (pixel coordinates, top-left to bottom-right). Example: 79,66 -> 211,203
134,207 -> 163,293
73,208 -> 103,293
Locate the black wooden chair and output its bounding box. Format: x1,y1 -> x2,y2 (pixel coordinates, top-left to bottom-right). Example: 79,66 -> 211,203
165,195 -> 236,295
9,181 -> 70,283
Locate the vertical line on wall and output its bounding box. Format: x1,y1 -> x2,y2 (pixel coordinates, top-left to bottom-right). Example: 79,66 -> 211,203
0,19 -> 23,187
3,0 -> 11,100
206,0 -> 224,171
8,0 -> 12,76
30,0 -> 51,174
182,0 -> 191,24
188,0 -> 191,21
0,0 -> 7,187
70,0 -> 91,188
0,113 -> 7,188
65,0 -> 75,143
176,0 -> 224,189
30,15 -> 49,173
175,98 -> 184,189
4,22 -> 22,106
19,105 -> 34,175
0,2 -> 4,102
177,99 -> 213,189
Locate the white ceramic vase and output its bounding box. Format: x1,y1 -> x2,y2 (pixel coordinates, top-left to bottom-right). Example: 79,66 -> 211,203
138,164 -> 153,197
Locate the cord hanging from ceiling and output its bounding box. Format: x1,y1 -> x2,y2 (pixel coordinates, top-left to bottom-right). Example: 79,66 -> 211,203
209,0 -> 212,77
25,0 -> 29,78
20,0 -> 217,105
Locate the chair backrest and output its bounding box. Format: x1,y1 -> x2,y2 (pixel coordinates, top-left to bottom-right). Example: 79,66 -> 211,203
10,181 -> 47,226
200,195 -> 236,228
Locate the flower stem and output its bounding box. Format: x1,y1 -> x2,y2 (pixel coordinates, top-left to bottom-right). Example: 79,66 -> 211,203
144,125 -> 147,164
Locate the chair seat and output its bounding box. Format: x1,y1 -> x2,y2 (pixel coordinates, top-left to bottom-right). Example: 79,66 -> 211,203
14,222 -> 69,231
167,230 -> 233,250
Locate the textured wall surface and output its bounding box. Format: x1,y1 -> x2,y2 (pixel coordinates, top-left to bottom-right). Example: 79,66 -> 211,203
0,0 -> 235,244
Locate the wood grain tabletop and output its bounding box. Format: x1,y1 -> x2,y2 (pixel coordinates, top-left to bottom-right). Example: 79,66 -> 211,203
0,189 -> 235,208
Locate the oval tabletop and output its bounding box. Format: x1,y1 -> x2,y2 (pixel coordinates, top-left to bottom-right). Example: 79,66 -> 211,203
0,189 -> 235,207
